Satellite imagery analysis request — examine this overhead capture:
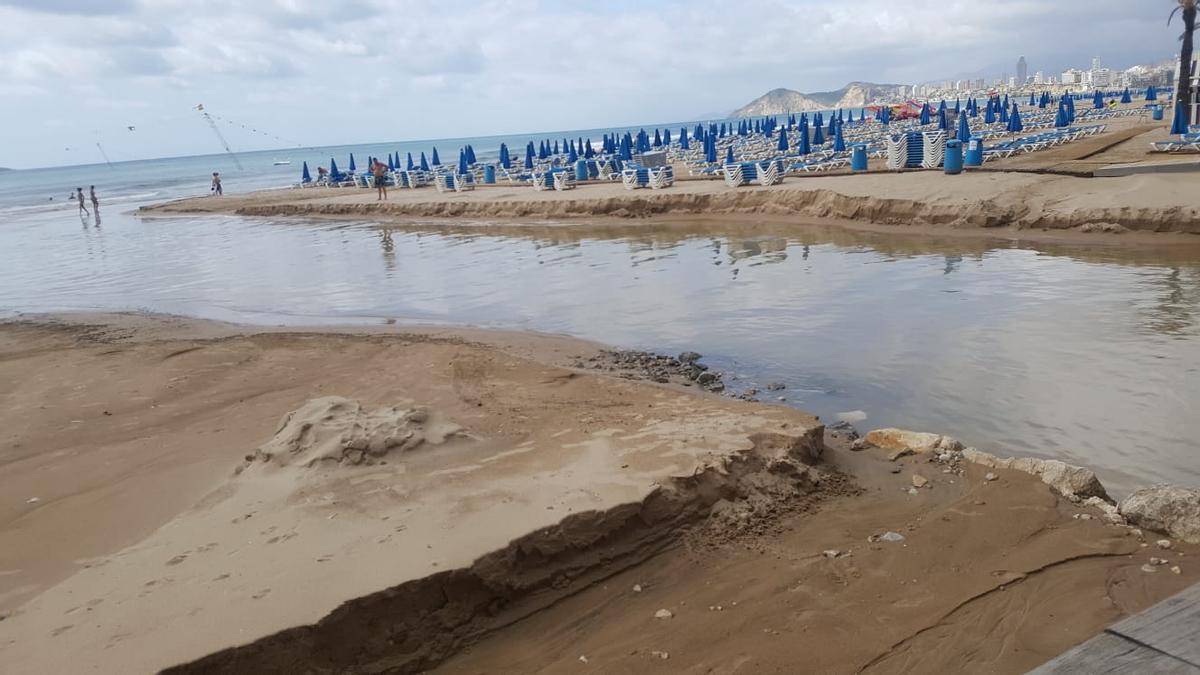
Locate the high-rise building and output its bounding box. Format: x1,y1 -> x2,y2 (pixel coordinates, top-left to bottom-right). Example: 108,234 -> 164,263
1092,56 -> 1102,72
1017,56 -> 1028,84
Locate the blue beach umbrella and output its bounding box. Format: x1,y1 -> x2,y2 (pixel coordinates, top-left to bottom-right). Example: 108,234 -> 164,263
458,150 -> 468,175
985,100 -> 996,125
619,135 -> 632,161
568,144 -> 578,163
664,128 -> 672,145
1171,101 -> 1189,135
348,153 -> 356,172
937,106 -> 947,130
725,146 -> 734,164
524,143 -> 534,169
1008,104 -> 1023,133
833,123 -> 845,152
999,102 -> 1009,124
553,140 -> 560,155
585,140 -> 596,159
431,147 -> 441,165
1065,95 -> 1075,123
387,154 -> 395,171
329,157 -> 339,177
954,98 -> 961,113
919,103 -> 931,125
1120,88 -> 1132,104
1093,90 -> 1104,109
301,161 -> 311,182
679,128 -> 689,150
406,153 -> 415,170
420,152 -> 430,171
777,128 -> 789,152
827,114 -> 836,135
848,109 -> 855,124
1054,103 -> 1068,128
653,129 -> 662,147
813,123 -> 824,146
1146,86 -> 1157,101
1029,92 -> 1036,106
958,111 -> 971,140
466,145 -> 477,164
499,143 -> 510,169
705,136 -> 716,164
798,119 -> 811,155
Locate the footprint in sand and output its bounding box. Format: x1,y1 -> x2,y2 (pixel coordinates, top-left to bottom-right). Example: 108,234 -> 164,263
165,554 -> 188,566
212,573 -> 231,582
196,542 -> 218,553
51,625 -> 73,637
251,589 -> 271,600
316,554 -> 334,563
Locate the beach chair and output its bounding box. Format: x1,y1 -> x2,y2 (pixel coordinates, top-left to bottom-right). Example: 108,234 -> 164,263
530,170 -> 555,191
434,173 -> 459,193
723,163 -> 749,187
648,166 -> 674,190
1151,133 -> 1200,152
757,159 -> 783,186
454,173 -> 476,192
553,171 -> 577,191
621,167 -> 650,190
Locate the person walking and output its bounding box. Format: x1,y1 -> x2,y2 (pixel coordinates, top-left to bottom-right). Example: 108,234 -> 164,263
372,159 -> 388,201
89,185 -> 99,212
211,172 -> 223,196
76,187 -> 90,216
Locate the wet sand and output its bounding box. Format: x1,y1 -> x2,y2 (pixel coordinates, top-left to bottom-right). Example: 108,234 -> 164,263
0,314 -> 1195,674
141,119 -> 1200,237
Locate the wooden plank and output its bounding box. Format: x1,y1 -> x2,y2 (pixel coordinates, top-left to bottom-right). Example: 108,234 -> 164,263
1029,632 -> 1198,674
1108,583 -> 1200,666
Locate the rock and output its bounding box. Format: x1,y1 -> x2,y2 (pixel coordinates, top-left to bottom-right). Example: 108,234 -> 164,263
632,584 -> 642,593
850,438 -> 869,451
579,655 -> 588,664
1149,557 -> 1169,566
654,609 -> 673,619
651,651 -> 670,660
984,472 -> 998,482
1118,485 -> 1200,544
1083,496 -> 1127,525
870,531 -> 905,543
866,428 -> 959,455
677,351 -> 702,364
906,487 -> 919,495
887,448 -> 913,462
1141,564 -> 1158,573
1156,539 -> 1172,550
961,448 -> 1108,501
912,475 -> 929,488
765,382 -> 786,391
1171,566 -> 1182,575
823,550 -> 841,559
890,466 -> 902,474
25,497 -> 40,504
1073,513 -> 1093,520
697,371 -> 718,387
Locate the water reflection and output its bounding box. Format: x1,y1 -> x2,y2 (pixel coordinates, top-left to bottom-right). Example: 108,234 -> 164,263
2,211 -> 1200,491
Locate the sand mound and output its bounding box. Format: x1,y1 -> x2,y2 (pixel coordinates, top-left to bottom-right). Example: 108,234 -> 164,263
239,396 -> 464,470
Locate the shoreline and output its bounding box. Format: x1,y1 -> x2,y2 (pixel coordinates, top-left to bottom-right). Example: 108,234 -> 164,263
0,312 -> 1196,673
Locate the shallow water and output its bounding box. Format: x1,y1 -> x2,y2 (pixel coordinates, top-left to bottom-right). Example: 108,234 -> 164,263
2,205 -> 1199,492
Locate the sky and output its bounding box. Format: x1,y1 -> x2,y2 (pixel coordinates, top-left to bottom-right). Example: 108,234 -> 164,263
0,0 -> 1184,169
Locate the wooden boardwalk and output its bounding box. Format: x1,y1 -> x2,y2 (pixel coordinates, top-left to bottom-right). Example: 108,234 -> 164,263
1031,583 -> 1200,673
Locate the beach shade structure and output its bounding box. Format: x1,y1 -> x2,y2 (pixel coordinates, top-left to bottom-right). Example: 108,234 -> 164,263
1008,104 -> 1023,133
329,157 -> 340,177
1065,95 -> 1076,123
1002,94 -> 1008,112
1145,86 -> 1158,101
777,127 -> 789,152
833,123 -> 846,152
1029,92 -> 1036,106
420,152 -> 430,171
1054,103 -> 1069,128
1039,92 -> 1050,109
725,146 -> 734,164
954,98 -> 961,113
812,123 -> 825,146
348,154 -> 357,173
827,114 -> 837,135
679,128 -> 689,150
798,120 -> 811,155
653,129 -> 662,147
524,144 -> 534,169
1171,101 -> 1189,135
553,140 -> 559,156
664,128 -> 672,146
919,103 -> 931,125
1093,90 -> 1104,109
568,144 -> 578,163
704,135 -> 716,164
585,140 -> 596,159
538,141 -> 548,160
937,107 -> 947,130
619,135 -> 632,161
301,161 -> 311,183
1121,88 -> 1132,104
431,147 -> 441,166
458,150 -> 468,175
985,100 -> 996,125
999,102 -> 1009,124
958,111 -> 971,141
387,154 -> 395,171
499,143 -> 510,169
847,109 -> 855,124
406,153 -> 415,171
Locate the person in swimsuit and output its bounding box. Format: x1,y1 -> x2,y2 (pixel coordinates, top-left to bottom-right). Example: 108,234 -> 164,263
89,185 -> 99,211
211,172 -> 223,196
372,160 -> 388,200
76,188 -> 89,216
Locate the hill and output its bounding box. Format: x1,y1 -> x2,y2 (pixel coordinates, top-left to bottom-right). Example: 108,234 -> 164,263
732,82 -> 902,117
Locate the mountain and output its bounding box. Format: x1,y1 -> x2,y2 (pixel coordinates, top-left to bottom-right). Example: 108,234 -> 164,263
0,167 -> 11,172
732,82 -> 902,117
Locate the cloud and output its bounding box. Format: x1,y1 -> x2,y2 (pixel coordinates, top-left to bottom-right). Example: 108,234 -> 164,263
0,0 -> 136,15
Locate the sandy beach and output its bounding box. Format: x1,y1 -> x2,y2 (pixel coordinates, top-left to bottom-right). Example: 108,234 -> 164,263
1,314 -> 1195,674
141,121 -> 1200,237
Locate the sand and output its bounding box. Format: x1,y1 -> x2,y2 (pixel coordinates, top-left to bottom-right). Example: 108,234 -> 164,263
1,314 -> 1196,674
141,118 -> 1200,236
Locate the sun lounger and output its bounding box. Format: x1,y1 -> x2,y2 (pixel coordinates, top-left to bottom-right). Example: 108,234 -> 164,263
621,167 -> 650,190
648,166 -> 674,189
553,171 -> 576,191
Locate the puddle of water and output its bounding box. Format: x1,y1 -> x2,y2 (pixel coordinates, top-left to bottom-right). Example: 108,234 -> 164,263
2,207 -> 1199,493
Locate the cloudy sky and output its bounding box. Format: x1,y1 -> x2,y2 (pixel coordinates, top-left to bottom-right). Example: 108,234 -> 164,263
0,0 -> 1182,168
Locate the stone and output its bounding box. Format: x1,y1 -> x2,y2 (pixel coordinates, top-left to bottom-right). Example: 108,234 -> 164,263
632,584 -> 642,593
887,448 -> 913,462
1140,564 -> 1158,573
579,655 -> 589,664
1149,557 -> 1168,566
907,487 -> 919,495
984,472 -> 998,482
1072,513 -> 1093,520
1156,539 -> 1172,549
766,382 -> 785,391
871,531 -> 905,543
677,351 -> 702,364
697,371 -> 718,387
823,550 -> 841,559
850,438 -> 869,451
1118,485 -> 1200,544
650,651 -> 670,660
890,466 -> 903,474
961,448 -> 1108,500
912,475 -> 929,488
1171,566 -> 1182,575
866,428 -> 947,455
654,609 -> 673,619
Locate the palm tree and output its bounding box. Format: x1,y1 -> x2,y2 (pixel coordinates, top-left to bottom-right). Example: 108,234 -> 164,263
1170,0 -> 1198,113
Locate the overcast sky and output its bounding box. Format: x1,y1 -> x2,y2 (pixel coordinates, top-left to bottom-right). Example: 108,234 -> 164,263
0,0 -> 1182,169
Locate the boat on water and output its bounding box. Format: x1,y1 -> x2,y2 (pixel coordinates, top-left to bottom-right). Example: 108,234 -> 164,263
272,159 -> 291,166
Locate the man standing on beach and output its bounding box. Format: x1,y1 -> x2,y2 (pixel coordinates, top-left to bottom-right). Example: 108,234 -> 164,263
372,159 -> 388,201
89,185 -> 99,212
76,187 -> 89,216
211,172 -> 223,196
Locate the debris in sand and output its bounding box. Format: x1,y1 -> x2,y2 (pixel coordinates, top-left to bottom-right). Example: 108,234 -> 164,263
1149,557 -> 1169,566
592,349 -> 726,392
1171,566 -> 1182,575
654,609 -> 673,619
870,531 -> 905,543
887,448 -> 913,462
850,438 -> 869,451
1156,539 -> 1172,549
907,487 -> 919,495
650,650 -> 670,660
1073,513 -> 1093,521
1141,564 -> 1158,573
912,475 -> 929,488
984,472 -> 998,482
823,550 -> 842,559
578,655 -> 588,663
632,584 -> 642,593
25,497 -> 39,504
890,466 -> 902,474
238,396 -> 464,470
866,428 -> 961,455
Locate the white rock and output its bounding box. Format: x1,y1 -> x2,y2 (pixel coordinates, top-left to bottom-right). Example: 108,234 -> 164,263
984,472 -> 998,482
866,428 -> 946,454
651,651 -> 670,660
1141,564 -> 1158,573
1119,485 -> 1200,544
654,609 -> 673,619
1171,566 -> 1181,575
912,475 -> 929,488
1156,539 -> 1173,550
1073,513 -> 1093,521
823,550 -> 840,559
632,584 -> 642,593
962,449 -> 1107,500
871,531 -> 905,543
579,655 -> 589,664
26,497 -> 40,504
